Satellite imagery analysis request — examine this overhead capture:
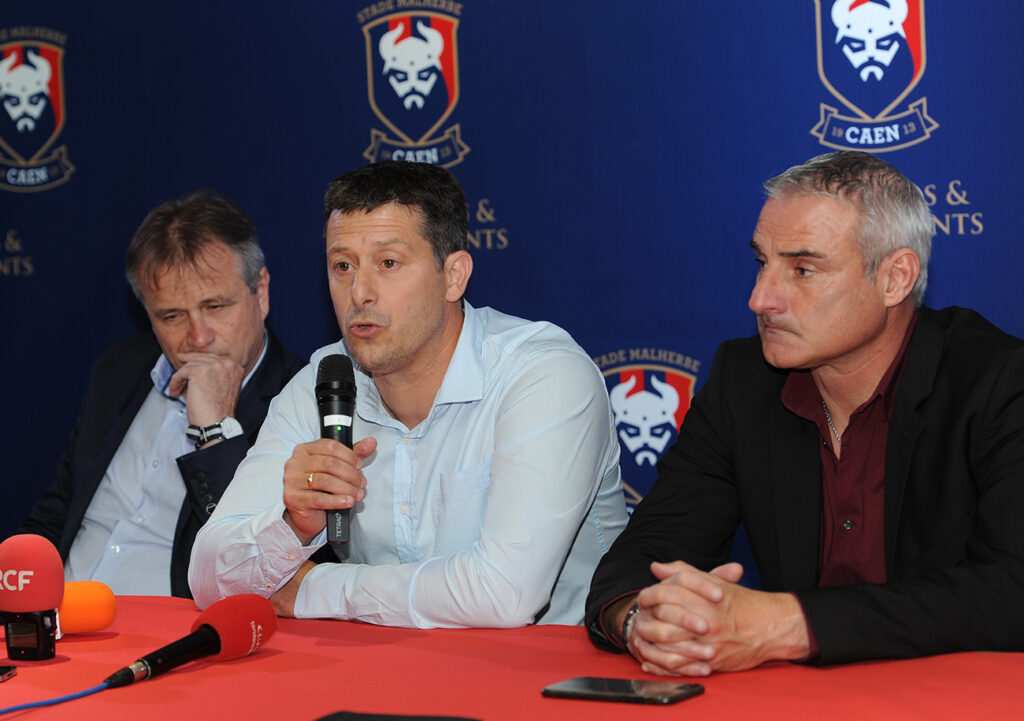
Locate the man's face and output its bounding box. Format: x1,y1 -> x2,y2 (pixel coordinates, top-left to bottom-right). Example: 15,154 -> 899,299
748,194 -> 891,372
326,203 -> 461,380
139,240 -> 269,375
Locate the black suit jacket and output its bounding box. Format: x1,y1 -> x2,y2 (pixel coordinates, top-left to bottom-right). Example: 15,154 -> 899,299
587,306 -> 1024,664
18,330 -> 304,598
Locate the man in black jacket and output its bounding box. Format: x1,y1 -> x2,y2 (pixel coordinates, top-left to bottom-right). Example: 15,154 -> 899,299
18,191 -> 303,598
587,151 -> 1024,674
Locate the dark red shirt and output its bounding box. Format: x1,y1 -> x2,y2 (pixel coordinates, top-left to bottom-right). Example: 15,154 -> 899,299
781,313 -> 917,587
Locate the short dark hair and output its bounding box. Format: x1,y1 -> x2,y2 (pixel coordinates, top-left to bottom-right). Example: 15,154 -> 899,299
323,160 -> 468,268
764,151 -> 933,305
125,189 -> 266,301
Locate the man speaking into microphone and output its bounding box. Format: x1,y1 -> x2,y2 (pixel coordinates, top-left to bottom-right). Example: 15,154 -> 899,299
190,161 -> 627,627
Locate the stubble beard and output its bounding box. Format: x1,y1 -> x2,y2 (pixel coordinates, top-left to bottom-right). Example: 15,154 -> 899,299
347,345 -> 392,378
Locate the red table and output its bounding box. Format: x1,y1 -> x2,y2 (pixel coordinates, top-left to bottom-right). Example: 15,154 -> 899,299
3,596 -> 1023,720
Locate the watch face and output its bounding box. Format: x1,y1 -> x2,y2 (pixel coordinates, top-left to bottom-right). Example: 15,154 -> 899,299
220,416 -> 243,439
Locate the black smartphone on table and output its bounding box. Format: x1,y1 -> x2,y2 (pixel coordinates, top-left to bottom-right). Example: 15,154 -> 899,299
542,676 -> 704,705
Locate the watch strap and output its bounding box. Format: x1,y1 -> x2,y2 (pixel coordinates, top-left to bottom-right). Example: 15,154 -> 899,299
185,423 -> 224,449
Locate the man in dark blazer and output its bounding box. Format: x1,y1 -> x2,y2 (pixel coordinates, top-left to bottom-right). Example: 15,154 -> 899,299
587,151 -> 1024,674
18,191 -> 303,598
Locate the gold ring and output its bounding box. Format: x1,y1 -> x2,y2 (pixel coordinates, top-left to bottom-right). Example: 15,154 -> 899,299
306,472 -> 314,490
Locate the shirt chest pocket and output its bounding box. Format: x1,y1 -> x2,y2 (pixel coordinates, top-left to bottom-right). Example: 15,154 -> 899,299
432,459 -> 492,554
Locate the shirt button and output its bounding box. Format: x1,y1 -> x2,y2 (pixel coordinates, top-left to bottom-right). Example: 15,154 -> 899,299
403,437 -> 411,444
287,554 -> 296,561
842,519 -> 854,531
110,545 -> 121,554
400,504 -> 409,515
152,459 -> 160,468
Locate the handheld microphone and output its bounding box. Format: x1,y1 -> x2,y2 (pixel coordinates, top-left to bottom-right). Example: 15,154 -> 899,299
0,534 -> 64,660
56,581 -> 117,638
315,354 -> 357,544
103,594 -> 276,688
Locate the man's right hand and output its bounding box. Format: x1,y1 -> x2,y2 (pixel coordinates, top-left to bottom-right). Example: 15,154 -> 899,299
168,351 -> 246,429
281,437 -> 376,543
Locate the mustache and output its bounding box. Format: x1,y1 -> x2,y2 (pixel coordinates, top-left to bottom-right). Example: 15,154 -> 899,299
757,315 -> 796,334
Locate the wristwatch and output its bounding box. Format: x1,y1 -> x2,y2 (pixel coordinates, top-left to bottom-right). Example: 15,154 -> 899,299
186,416 -> 243,449
621,600 -> 641,649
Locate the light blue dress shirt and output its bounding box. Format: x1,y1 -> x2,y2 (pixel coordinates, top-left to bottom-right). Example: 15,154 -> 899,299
64,355 -> 191,594
65,340 -> 267,595
190,304 -> 627,626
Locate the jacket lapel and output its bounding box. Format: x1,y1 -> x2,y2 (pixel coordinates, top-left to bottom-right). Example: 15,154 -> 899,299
60,367 -> 153,555
768,401 -> 823,591
883,308 -> 941,576
233,331 -> 289,441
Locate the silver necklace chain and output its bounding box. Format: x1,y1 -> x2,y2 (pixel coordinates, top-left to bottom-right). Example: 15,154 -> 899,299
821,399 -> 842,448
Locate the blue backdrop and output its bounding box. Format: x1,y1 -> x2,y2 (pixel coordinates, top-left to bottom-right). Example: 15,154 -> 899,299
3,2 -> 1022,583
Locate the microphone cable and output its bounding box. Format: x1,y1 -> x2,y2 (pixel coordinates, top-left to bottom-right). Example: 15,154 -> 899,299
0,593 -> 274,715
0,682 -> 109,715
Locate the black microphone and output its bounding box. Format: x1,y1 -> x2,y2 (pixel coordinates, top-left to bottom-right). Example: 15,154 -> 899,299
103,594 -> 276,688
316,354 -> 357,544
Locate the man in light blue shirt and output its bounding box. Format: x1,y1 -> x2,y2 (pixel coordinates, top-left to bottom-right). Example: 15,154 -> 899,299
190,161 -> 626,626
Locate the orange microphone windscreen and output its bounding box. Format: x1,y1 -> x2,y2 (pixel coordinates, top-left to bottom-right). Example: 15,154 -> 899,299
57,580 -> 117,635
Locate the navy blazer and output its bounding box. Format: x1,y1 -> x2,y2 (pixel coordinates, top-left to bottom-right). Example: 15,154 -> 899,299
18,330 -> 304,598
587,306 -> 1024,664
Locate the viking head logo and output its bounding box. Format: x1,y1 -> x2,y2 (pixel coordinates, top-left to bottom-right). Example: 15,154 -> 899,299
379,21 -> 444,110
609,375 -> 680,467
0,48 -> 51,133
831,0 -> 908,82
815,0 -> 924,120
0,43 -> 65,165
601,360 -> 696,508
364,14 -> 458,144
